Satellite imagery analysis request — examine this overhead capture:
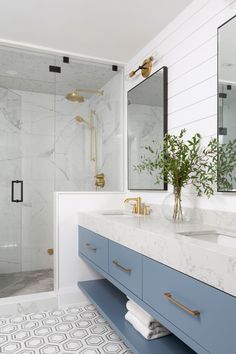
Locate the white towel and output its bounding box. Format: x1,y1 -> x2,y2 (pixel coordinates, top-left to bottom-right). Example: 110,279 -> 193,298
125,311 -> 170,340
126,300 -> 161,330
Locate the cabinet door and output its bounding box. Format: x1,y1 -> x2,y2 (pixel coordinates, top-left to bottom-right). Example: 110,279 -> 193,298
109,241 -> 142,298
143,256 -> 236,354
79,226 -> 108,272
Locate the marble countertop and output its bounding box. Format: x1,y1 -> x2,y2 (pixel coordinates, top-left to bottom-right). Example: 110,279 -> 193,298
78,210 -> 236,297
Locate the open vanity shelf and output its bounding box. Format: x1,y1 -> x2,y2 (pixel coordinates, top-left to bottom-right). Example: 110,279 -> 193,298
78,279 -> 195,354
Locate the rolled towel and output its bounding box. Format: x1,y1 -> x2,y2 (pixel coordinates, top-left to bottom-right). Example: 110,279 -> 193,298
125,311 -> 170,340
126,300 -> 161,330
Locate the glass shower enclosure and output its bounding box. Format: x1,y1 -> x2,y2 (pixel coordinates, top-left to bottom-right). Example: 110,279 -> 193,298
0,45 -> 123,298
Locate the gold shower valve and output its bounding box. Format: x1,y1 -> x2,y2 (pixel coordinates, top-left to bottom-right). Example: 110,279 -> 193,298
95,173 -> 105,188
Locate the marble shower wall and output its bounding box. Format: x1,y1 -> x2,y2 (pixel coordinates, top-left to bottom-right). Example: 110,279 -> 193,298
54,96 -> 91,191
89,72 -> 123,191
55,72 -> 123,191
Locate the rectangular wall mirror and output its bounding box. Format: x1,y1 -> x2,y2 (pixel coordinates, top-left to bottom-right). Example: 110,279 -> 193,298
218,16 -> 236,192
127,66 -> 168,190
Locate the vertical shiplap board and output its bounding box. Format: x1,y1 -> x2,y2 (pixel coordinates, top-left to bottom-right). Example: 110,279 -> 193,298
125,0 -> 236,211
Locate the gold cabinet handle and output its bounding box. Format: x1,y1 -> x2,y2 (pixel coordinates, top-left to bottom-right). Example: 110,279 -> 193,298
112,260 -> 132,273
85,243 -> 97,252
164,292 -> 200,317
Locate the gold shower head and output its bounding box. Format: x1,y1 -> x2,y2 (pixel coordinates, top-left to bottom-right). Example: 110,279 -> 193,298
66,90 -> 85,102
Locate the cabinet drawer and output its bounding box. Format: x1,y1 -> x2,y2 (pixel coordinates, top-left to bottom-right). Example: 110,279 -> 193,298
143,256 -> 236,354
79,226 -> 108,272
109,241 -> 142,298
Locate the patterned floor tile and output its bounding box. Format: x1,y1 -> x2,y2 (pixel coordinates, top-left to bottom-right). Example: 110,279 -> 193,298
0,304 -> 132,353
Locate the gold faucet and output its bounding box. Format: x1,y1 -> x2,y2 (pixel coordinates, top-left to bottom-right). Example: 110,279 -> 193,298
124,197 -> 150,215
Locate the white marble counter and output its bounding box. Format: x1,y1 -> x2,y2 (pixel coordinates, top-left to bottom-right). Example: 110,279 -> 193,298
78,211 -> 236,297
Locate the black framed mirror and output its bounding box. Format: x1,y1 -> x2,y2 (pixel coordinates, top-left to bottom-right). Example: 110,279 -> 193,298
218,16 -> 236,192
127,66 -> 168,190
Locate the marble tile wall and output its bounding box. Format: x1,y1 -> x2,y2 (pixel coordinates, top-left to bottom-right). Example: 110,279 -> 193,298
55,72 -> 123,192
89,72 -> 123,191
54,96 -> 91,191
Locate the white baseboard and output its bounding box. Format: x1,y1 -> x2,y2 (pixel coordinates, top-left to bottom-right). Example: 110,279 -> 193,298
58,286 -> 90,307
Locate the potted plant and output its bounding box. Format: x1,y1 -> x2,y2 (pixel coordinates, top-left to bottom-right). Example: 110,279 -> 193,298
135,129 -> 236,222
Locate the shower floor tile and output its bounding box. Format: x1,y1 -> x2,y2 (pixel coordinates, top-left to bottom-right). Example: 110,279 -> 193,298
0,304 -> 132,353
0,269 -> 53,298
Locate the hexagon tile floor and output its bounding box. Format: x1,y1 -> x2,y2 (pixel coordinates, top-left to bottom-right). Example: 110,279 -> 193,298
0,304 -> 132,354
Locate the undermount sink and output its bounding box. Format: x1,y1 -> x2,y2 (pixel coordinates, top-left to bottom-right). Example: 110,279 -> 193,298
101,211 -> 131,217
178,230 -> 236,238
178,230 -> 219,237
178,230 -> 236,248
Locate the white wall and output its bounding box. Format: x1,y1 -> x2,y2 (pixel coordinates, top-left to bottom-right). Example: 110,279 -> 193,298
56,192 -> 126,305
126,0 -> 236,212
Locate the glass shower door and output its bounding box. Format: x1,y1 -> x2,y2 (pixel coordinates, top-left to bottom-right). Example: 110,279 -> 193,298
0,88 -> 23,282
0,45 -> 56,297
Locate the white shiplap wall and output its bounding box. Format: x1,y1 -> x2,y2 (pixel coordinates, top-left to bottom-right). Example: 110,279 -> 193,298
125,0 -> 236,212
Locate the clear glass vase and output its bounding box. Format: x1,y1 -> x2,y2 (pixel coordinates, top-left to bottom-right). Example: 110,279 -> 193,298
162,188 -> 195,223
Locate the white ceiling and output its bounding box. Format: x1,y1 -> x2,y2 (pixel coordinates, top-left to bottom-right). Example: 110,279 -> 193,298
0,0 -> 192,63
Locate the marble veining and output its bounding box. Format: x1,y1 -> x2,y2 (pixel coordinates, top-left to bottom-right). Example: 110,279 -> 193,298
0,269 -> 53,298
78,211 -> 236,297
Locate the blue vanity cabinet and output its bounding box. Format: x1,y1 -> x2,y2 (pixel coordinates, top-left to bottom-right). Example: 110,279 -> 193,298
79,226 -> 109,272
78,226 -> 236,354
143,256 -> 236,354
109,241 -> 143,298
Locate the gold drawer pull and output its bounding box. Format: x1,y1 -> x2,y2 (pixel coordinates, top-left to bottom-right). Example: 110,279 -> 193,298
112,260 -> 132,273
164,292 -> 200,317
85,243 -> 97,252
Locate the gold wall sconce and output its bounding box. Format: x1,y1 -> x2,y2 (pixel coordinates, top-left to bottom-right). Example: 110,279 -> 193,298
129,56 -> 154,79
95,173 -> 105,188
